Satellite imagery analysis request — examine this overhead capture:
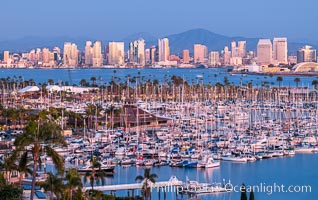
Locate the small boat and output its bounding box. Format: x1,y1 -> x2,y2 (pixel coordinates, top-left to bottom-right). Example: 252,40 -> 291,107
184,161 -> 198,168
221,156 -> 247,162
136,157 -> 145,166
121,158 -> 136,165
77,164 -> 115,175
205,157 -> 220,168
144,159 -> 155,167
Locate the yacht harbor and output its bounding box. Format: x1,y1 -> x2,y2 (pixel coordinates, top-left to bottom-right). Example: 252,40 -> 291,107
0,70 -> 318,199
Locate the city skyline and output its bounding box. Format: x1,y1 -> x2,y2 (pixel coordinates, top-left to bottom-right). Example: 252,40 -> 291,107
1,0 -> 318,42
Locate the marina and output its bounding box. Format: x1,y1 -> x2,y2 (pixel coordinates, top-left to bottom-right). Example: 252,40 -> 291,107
0,68 -> 318,200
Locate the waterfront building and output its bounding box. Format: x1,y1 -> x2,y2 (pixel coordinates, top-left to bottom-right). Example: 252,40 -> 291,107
194,44 -> 208,63
92,41 -> 103,67
42,48 -> 50,64
257,39 -> 272,66
182,49 -> 190,64
273,38 -> 288,64
223,46 -> 231,65
297,45 -> 317,63
104,45 -> 109,64
288,56 -> 297,64
53,47 -> 61,62
230,57 -> 243,66
238,41 -> 247,57
3,51 -> 9,63
145,48 -> 150,64
108,42 -> 125,66
158,38 -> 170,62
63,42 -> 79,67
85,41 -> 93,66
129,39 -> 145,65
209,51 -> 220,66
150,46 -> 157,64
169,55 -> 181,64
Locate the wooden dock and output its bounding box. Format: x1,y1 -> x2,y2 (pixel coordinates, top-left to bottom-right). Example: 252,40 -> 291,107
83,176 -> 183,192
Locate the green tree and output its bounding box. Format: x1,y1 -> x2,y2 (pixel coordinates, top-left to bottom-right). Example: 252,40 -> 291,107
65,168 -> 83,200
0,184 -> 23,200
12,121 -> 66,200
277,76 -> 283,88
135,168 -> 158,200
90,76 -> 97,86
312,80 -> 318,90
84,156 -> 107,191
37,172 -> 64,200
294,77 -> 300,88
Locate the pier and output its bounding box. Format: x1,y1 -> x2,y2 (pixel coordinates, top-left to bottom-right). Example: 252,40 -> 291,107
83,176 -> 183,192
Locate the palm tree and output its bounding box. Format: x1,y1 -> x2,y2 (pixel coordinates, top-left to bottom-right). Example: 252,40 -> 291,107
17,151 -> 33,186
312,80 -> 318,90
1,155 -> 17,183
277,76 -> 283,88
65,168 -> 83,200
37,172 -> 64,200
80,79 -> 87,87
135,168 -> 158,200
90,76 -> 97,86
84,156 -> 106,191
294,77 -> 300,88
12,121 -> 66,200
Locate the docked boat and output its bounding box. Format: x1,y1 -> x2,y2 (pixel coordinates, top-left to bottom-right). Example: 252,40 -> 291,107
77,164 -> 115,175
221,156 -> 247,162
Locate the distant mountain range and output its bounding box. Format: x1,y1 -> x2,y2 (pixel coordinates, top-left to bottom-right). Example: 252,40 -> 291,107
0,28 -> 316,55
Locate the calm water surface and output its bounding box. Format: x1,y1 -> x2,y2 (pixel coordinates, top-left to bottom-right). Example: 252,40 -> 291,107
0,68 -> 317,87
76,154 -> 317,200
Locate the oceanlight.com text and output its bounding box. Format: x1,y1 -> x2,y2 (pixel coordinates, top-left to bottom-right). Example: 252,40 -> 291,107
150,182 -> 312,195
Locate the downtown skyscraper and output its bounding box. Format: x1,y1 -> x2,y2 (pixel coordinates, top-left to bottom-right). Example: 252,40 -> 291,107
158,38 -> 170,62
129,39 -> 145,65
273,38 -> 288,64
63,42 -> 78,67
194,44 -> 208,63
257,39 -> 272,66
108,42 -> 125,66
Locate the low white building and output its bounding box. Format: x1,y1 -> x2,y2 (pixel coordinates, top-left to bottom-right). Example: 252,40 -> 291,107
248,63 -> 262,73
46,85 -> 98,94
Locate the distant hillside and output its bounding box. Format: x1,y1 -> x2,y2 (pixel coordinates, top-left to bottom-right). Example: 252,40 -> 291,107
0,29 -> 316,55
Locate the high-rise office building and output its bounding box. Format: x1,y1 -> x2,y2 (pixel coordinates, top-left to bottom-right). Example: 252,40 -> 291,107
104,45 -> 109,64
209,51 -> 220,66
194,44 -> 208,63
42,48 -> 50,63
85,41 -> 93,66
63,42 -> 78,67
231,41 -> 246,58
150,46 -> 157,64
223,46 -> 231,65
231,41 -> 239,57
257,39 -> 272,66
273,38 -> 288,64
182,49 -> 190,64
238,41 -> 247,57
129,39 -> 145,65
297,45 -> 317,63
108,42 -> 125,65
92,41 -> 103,67
145,49 -> 150,64
3,51 -> 9,63
158,38 -> 170,62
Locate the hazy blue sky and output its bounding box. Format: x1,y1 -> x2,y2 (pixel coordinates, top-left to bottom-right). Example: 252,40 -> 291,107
1,0 -> 317,41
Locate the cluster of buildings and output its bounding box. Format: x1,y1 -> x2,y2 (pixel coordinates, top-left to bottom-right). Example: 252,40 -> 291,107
0,37 -> 317,69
